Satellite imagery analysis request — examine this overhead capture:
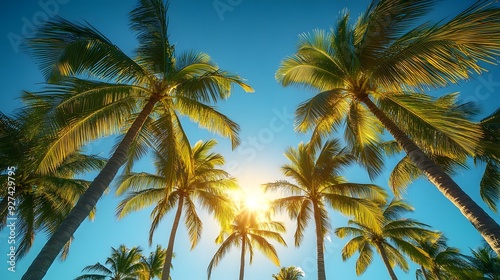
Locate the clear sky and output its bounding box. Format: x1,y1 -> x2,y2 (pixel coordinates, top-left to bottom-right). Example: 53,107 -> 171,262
1,0 -> 500,279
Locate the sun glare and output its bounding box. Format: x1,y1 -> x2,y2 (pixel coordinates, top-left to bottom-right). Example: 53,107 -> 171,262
229,188 -> 271,213
244,191 -> 270,212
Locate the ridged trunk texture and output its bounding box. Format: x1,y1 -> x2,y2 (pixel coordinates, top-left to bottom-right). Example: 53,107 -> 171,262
161,194 -> 184,280
360,96 -> 500,256
22,97 -> 159,280
313,202 -> 327,280
239,235 -> 246,280
375,242 -> 398,280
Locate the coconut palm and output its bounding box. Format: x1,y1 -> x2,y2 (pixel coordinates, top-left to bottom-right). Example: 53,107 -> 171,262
207,208 -> 287,280
74,245 -> 146,280
467,245 -> 500,280
263,139 -> 387,280
21,0 -> 253,278
276,0 -> 500,254
335,199 -> 438,280
476,109 -> 500,212
139,245 -> 169,280
0,110 -> 106,260
272,266 -> 305,280
381,102 -> 500,215
415,235 -> 477,280
116,139 -> 236,280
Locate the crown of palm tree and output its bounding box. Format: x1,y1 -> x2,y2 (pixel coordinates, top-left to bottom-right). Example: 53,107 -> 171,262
335,199 -> 439,279
264,139 -> 387,280
0,109 -> 106,260
74,245 -> 146,280
21,1 -> 252,278
207,208 -> 287,280
276,0 -> 500,256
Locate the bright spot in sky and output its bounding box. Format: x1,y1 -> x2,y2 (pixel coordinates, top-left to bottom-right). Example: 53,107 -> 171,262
244,191 -> 270,212
229,187 -> 271,213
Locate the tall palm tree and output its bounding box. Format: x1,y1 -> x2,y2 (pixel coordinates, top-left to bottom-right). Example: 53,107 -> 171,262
467,245 -> 500,280
0,110 -> 106,260
335,199 -> 437,280
116,139 -> 236,280
272,266 -> 305,280
21,0 -> 253,278
207,208 -> 287,280
414,235 -> 476,280
276,0 -> 500,254
139,245 -> 168,280
74,245 -> 146,280
263,139 -> 387,280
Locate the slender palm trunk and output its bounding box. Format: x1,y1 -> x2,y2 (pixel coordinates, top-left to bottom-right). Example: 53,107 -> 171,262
360,96 -> 500,256
375,242 -> 398,280
22,97 -> 159,280
239,235 -> 246,280
161,194 -> 184,280
313,202 -> 327,280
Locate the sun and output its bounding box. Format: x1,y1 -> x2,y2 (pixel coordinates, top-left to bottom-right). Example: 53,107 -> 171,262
228,188 -> 271,213
243,191 -> 270,212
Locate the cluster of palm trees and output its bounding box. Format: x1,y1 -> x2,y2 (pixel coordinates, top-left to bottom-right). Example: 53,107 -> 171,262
75,245 -> 168,280
1,0 -> 500,279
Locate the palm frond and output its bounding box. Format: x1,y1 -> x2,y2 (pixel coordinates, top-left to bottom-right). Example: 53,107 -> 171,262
24,17 -> 147,83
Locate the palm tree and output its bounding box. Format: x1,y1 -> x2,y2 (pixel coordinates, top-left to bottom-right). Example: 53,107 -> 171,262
21,0 -> 253,278
116,139 -> 236,280
207,208 -> 287,280
263,139 -> 387,280
276,0 -> 500,254
415,235 -> 476,280
139,245 -> 168,280
272,266 -> 305,280
467,245 -> 500,280
74,245 -> 146,280
476,109 -> 500,212
335,199 -> 437,280
0,111 -> 106,260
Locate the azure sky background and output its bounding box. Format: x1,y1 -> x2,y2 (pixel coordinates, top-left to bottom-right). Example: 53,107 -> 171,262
1,0 -> 500,279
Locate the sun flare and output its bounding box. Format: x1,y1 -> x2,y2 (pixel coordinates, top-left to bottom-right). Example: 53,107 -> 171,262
229,188 -> 271,213
243,191 -> 270,212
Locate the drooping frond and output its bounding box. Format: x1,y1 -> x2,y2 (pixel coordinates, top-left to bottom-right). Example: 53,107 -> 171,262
376,92 -> 482,156
24,17 -> 147,83
355,0 -> 434,66
207,233 -> 239,280
373,1 -> 500,90
130,0 -> 172,75
175,96 -> 241,148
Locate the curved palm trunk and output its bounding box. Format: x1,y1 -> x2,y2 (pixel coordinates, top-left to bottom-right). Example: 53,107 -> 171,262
161,194 -> 184,280
22,97 -> 159,280
360,96 -> 500,256
313,203 -> 327,280
239,235 -> 246,280
375,242 -> 398,280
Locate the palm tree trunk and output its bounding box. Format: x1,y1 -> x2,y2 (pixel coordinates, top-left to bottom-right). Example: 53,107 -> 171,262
239,235 -> 246,280
161,194 -> 184,280
22,97 -> 159,280
313,203 -> 327,280
360,96 -> 500,256
375,242 -> 398,280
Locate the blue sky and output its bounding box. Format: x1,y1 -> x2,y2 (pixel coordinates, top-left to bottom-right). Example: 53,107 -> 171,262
1,0 -> 500,279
